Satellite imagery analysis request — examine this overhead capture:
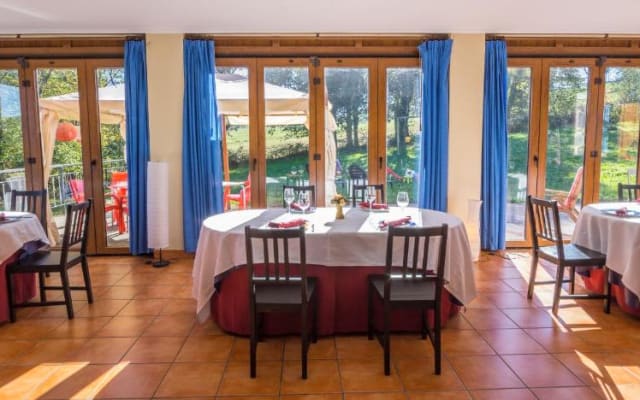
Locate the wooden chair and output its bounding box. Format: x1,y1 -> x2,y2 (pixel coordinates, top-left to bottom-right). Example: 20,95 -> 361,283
526,195 -> 611,315
245,225 -> 317,379
10,189 -> 47,234
6,200 -> 93,321
282,184 -> 316,208
367,224 -> 448,376
618,183 -> 640,201
352,184 -> 385,206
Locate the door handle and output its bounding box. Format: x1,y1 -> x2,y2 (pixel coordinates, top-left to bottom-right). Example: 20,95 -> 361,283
590,150 -> 599,158
533,155 -> 539,166
252,158 -> 257,171
90,159 -> 97,167
379,156 -> 383,169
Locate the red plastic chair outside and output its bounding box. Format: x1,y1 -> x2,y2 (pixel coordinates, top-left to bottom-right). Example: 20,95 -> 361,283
109,171 -> 128,234
225,178 -> 251,210
69,178 -> 119,228
551,166 -> 583,222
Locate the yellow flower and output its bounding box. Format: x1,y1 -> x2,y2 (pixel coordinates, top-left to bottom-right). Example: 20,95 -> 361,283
331,194 -> 346,205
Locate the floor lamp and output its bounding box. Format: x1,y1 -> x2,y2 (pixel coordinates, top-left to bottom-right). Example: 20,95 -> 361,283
147,161 -> 170,267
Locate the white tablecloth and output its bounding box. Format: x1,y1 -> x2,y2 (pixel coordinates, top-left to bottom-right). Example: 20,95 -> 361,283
0,211 -> 50,264
192,207 -> 476,320
572,202 -> 640,297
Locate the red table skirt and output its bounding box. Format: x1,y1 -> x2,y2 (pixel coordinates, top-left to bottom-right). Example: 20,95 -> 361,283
211,264 -> 460,336
581,268 -> 640,318
0,252 -> 37,322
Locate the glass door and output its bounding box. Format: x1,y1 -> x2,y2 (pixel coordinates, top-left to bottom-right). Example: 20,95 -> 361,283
593,60 -> 640,202
539,59 -> 598,238
258,59 -> 313,208
87,60 -> 128,252
319,58 -> 376,205
0,63 -> 31,211
379,59 -> 422,207
26,59 -> 128,254
30,61 -> 89,244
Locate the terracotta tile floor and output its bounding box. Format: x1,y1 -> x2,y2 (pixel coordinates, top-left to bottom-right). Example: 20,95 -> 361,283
0,252 -> 639,399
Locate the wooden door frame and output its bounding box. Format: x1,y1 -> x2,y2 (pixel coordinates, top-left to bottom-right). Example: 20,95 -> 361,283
84,59 -> 127,254
505,58 -> 542,247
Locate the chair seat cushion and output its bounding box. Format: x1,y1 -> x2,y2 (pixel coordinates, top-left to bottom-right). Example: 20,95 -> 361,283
539,243 -> 606,266
10,250 -> 82,270
369,275 -> 436,303
255,277 -> 316,306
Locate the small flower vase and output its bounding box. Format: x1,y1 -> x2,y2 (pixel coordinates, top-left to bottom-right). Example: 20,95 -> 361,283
335,204 -> 345,219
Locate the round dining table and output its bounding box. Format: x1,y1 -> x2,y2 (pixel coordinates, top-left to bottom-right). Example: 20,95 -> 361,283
192,206 -> 476,335
0,211 -> 50,322
572,202 -> 640,315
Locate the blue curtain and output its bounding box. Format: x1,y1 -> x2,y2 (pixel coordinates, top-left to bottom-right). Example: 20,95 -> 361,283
124,40 -> 150,255
182,39 -> 224,252
417,39 -> 452,211
481,40 -> 508,250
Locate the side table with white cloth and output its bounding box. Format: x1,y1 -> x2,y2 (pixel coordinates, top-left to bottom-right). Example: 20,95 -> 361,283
572,202 -> 640,315
0,211 -> 50,322
192,207 -> 476,335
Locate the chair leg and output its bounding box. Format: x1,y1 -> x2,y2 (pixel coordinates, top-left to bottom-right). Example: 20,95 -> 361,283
249,304 -> 257,378
38,272 -> 47,303
569,266 -> 576,295
5,268 -> 15,323
383,300 -> 391,376
434,306 -> 441,375
552,264 -> 564,315
301,304 -> 308,380
60,270 -> 74,319
367,281 -> 374,340
80,256 -> 94,303
421,309 -> 427,340
312,292 -> 318,343
604,268 -> 611,314
527,253 -> 539,299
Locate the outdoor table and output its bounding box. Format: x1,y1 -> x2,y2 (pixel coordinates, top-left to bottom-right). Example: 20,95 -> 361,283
192,207 -> 476,335
0,211 -> 50,322
572,202 -> 640,316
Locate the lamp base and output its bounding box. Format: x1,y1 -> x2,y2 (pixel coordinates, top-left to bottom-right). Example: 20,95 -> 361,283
150,248 -> 170,268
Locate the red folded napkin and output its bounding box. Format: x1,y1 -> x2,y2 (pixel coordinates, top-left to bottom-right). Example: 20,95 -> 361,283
268,218 -> 306,228
290,202 -> 302,211
359,201 -> 388,210
616,207 -> 628,217
0,213 -> 5,221
378,216 -> 412,229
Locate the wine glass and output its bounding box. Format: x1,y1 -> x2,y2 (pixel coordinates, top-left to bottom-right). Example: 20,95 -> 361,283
396,191 -> 409,213
366,186 -> 377,214
298,190 -> 311,214
284,187 -> 295,214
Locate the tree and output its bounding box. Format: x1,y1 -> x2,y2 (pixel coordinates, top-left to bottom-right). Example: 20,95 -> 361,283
387,69 -> 420,157
325,69 -> 367,149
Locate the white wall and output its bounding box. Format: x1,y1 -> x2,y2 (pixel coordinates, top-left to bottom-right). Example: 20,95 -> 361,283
144,33 -> 486,250
146,34 -> 184,250
448,34 -> 485,221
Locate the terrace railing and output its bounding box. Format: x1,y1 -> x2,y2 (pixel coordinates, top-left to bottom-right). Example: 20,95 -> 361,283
0,159 -> 126,213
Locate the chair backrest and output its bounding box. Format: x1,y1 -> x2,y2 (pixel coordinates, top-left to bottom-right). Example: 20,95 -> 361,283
282,185 -> 316,208
244,225 -> 308,302
10,189 -> 48,234
110,171 -> 127,185
384,224 -> 449,301
527,195 -> 564,258
60,200 -> 92,264
352,184 -> 385,206
68,179 -> 85,203
348,164 -> 367,185
618,183 -> 640,201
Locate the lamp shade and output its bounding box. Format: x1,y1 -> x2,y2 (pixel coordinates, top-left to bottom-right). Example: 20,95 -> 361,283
55,122 -> 78,142
147,161 -> 169,249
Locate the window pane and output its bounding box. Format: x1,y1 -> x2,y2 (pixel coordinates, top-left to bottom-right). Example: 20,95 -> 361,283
264,67 -> 310,207
217,67 -> 252,211
599,67 -> 640,201
0,69 -> 25,211
325,67 -> 369,203
545,67 -> 590,238
506,67 -> 531,241
385,67 -> 421,206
